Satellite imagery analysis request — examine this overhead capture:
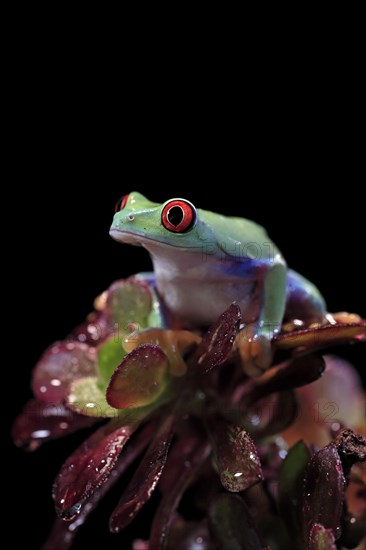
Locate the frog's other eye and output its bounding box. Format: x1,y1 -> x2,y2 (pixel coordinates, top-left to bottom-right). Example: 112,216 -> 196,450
115,194 -> 129,213
161,199 -> 196,233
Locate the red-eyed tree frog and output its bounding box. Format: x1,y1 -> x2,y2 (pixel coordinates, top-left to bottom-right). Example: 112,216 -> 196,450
110,192 -> 328,374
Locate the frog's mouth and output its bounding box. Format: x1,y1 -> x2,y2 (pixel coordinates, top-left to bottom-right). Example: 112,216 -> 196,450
109,228 -> 199,251
110,228 -> 178,248
109,228 -> 144,245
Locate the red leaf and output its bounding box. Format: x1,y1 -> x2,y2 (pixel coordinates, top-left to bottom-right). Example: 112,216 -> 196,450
247,354 -> 326,404
53,418 -> 137,518
12,400 -> 95,452
275,322 -> 366,351
247,390 -> 298,440
208,415 -> 262,492
303,445 -> 346,541
195,303 -> 241,373
71,312 -> 111,346
149,442 -> 211,549
107,344 -> 169,409
42,421 -> 157,550
32,342 -> 97,404
109,415 -> 175,532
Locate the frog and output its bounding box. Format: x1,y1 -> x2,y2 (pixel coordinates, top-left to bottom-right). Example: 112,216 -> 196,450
110,192 -> 329,374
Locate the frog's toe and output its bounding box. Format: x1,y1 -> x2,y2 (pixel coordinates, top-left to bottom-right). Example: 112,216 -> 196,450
236,325 -> 273,377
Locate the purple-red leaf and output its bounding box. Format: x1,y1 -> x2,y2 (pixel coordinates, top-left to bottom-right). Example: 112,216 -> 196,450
71,312 -> 111,346
32,342 -> 97,404
159,516 -> 212,550
208,415 -> 262,492
303,444 -> 346,541
195,303 -> 241,373
149,441 -> 211,549
247,354 -> 325,405
123,328 -> 201,377
109,415 -> 175,532
107,344 -> 169,409
333,428 -> 366,472
12,400 -> 95,452
246,390 -> 298,440
53,418 -> 137,518
309,523 -> 336,550
275,322 -> 366,351
42,421 -> 157,550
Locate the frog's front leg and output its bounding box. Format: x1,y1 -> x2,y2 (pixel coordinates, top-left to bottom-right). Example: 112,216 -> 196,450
238,256 -> 287,376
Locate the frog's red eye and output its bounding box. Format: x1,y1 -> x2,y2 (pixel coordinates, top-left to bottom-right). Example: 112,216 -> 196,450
161,199 -> 196,233
115,194 -> 129,213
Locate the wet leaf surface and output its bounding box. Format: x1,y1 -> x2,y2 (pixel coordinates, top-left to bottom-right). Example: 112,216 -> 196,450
123,328 -> 201,377
274,322 -> 366,351
247,354 -> 326,404
67,377 -> 118,418
248,390 -> 298,440
195,303 -> 241,373
105,279 -> 152,329
208,415 -> 262,492
149,441 -> 211,549
53,418 -> 137,518
32,342 -> 97,404
42,421 -> 157,550
109,415 -> 175,532
107,344 -> 169,409
71,312 -> 110,346
12,399 -> 95,451
303,444 -> 346,541
97,336 -> 126,388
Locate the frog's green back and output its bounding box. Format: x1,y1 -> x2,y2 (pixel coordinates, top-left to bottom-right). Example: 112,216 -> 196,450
199,209 -> 280,261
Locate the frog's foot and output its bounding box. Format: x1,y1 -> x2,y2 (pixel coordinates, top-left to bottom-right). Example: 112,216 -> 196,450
331,311 -> 362,324
236,323 -> 274,377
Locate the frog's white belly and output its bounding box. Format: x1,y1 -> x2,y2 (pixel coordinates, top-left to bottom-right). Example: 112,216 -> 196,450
150,247 -> 260,327
157,277 -> 260,326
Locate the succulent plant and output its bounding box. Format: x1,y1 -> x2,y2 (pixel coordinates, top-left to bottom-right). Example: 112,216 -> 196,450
13,277 -> 366,549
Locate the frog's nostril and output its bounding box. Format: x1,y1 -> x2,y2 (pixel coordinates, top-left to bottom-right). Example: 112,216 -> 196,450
128,215 -> 135,222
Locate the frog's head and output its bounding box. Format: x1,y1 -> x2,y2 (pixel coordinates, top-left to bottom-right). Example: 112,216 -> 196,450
110,191 -> 210,250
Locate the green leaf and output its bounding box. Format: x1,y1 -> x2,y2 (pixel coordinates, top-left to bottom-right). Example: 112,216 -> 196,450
209,494 -> 262,550
67,377 -> 118,418
278,440 -> 310,540
68,376 -> 172,422
106,279 -> 153,330
97,336 -> 126,388
107,344 -> 169,409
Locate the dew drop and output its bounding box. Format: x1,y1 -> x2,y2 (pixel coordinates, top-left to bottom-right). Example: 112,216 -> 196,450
31,429 -> 51,439
61,502 -> 81,521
